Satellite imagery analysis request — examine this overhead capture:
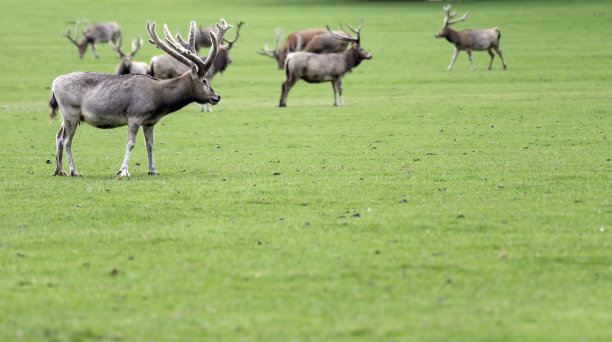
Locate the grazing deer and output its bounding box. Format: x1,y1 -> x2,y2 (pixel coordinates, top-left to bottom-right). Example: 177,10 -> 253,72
435,4 -> 507,71
48,19 -> 233,177
150,21 -> 244,111
63,20 -> 121,59
110,35 -> 150,75
279,19 -> 372,107
257,28 -> 327,69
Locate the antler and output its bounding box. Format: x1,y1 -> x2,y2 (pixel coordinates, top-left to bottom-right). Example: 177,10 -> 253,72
147,21 -> 200,73
109,35 -> 125,57
130,35 -> 143,57
223,21 -> 244,46
443,4 -> 470,26
327,18 -> 363,44
257,28 -> 281,57
62,21 -> 81,46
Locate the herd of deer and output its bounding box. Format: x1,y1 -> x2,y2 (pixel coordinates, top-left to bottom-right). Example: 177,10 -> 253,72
50,5 -> 507,177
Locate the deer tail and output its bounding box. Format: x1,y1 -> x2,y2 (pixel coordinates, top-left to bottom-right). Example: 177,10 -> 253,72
494,27 -> 501,41
49,93 -> 59,120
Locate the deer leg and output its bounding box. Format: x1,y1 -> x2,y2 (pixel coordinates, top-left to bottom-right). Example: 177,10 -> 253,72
467,49 -> 475,70
201,103 -> 212,112
91,43 -> 99,59
331,80 -> 338,106
54,124 -> 67,176
143,125 -> 159,176
338,78 -> 344,106
487,48 -> 495,70
447,47 -> 459,71
117,122 -> 140,177
494,47 -> 507,70
63,120 -> 81,177
279,78 -> 297,107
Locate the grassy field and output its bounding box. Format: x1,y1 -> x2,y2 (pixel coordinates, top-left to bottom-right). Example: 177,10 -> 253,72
0,0 -> 611,341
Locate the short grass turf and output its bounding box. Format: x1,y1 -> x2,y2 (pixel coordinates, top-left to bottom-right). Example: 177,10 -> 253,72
0,0 -> 611,341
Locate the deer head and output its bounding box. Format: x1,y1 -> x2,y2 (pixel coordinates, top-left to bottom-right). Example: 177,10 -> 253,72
257,28 -> 286,69
435,4 -> 470,38
327,18 -> 372,61
146,19 -> 233,104
110,35 -> 142,70
63,21 -> 87,58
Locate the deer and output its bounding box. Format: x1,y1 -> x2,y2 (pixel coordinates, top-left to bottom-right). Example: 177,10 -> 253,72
63,20 -> 122,59
257,28 -> 326,69
48,19 -> 233,177
110,35 -> 150,75
150,21 -> 244,111
435,4 -> 507,71
279,19 -> 372,107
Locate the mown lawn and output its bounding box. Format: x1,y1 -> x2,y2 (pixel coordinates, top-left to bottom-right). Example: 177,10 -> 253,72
0,0 -> 610,341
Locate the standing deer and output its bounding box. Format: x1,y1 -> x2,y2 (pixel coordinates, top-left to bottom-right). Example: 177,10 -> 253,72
110,35 -> 150,75
257,28 -> 326,69
279,19 -> 372,107
150,21 -> 244,111
435,4 -> 507,71
48,19 -> 233,177
63,20 -> 122,59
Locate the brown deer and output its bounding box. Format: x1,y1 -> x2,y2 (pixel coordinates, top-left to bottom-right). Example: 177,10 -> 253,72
48,19 -> 233,177
279,19 -> 372,107
63,20 -> 121,59
435,4 -> 506,71
149,21 -> 244,111
257,28 -> 327,69
110,35 -> 150,75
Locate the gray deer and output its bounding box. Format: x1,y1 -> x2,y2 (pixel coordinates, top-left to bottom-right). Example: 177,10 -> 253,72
63,20 -> 121,59
48,19 -> 233,177
279,19 -> 372,107
435,4 -> 507,71
110,35 -> 150,75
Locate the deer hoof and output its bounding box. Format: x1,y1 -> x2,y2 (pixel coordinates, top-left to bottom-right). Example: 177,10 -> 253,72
117,169 -> 130,178
70,171 -> 82,177
148,171 -> 160,176
54,170 -> 67,177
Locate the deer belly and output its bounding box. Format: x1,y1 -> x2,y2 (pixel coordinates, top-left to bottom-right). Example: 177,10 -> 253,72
81,109 -> 128,129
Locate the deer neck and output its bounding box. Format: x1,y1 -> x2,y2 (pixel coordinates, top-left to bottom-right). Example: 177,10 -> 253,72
445,28 -> 461,45
344,48 -> 361,71
157,73 -> 197,114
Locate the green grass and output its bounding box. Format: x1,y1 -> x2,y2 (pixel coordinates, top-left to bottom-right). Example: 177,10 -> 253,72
1,0 -> 611,341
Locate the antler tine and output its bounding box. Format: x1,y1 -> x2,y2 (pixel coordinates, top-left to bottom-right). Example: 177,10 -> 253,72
199,18 -> 232,76
448,10 -> 470,26
175,21 -> 197,52
109,35 -> 125,57
257,44 -> 275,57
274,28 -> 282,52
326,25 -> 358,43
146,21 -> 195,69
130,35 -> 142,56
345,17 -> 363,35
223,21 -> 244,46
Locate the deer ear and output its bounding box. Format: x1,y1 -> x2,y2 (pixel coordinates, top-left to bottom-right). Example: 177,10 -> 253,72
190,65 -> 198,80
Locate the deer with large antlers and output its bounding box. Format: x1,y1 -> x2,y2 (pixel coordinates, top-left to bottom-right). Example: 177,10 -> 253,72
110,35 -> 150,75
48,19 -> 233,177
150,21 -> 244,112
435,4 -> 507,71
63,20 -> 121,59
279,19 -> 372,107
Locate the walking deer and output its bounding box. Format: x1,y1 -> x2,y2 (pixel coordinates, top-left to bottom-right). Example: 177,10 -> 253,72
279,19 -> 371,107
48,19 -> 233,177
435,4 -> 507,71
110,35 -> 150,75
63,20 -> 121,59
150,21 -> 244,111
